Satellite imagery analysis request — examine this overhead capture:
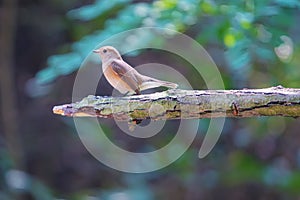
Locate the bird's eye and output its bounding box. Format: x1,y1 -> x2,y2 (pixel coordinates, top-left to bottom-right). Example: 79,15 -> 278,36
103,49 -> 107,53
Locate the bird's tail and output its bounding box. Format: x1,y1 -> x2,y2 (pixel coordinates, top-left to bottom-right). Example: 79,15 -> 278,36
139,76 -> 178,91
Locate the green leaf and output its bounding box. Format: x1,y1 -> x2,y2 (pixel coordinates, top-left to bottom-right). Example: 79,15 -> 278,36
274,0 -> 300,8
235,12 -> 254,29
225,40 -> 251,70
67,0 -> 132,21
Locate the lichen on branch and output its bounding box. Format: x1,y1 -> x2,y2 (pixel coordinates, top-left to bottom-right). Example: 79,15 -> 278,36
53,86 -> 300,121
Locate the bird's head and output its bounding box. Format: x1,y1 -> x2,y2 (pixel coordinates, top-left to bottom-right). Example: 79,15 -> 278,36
93,46 -> 122,61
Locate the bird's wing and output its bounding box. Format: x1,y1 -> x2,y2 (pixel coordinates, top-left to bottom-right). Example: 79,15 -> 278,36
111,59 -> 140,93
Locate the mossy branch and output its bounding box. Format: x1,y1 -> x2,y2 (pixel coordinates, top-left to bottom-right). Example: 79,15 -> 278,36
53,86 -> 300,121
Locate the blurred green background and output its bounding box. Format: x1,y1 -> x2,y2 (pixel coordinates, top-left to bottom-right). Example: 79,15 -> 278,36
1,0 -> 300,199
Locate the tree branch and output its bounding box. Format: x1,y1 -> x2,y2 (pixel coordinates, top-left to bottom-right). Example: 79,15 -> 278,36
0,0 -> 24,169
53,86 -> 300,121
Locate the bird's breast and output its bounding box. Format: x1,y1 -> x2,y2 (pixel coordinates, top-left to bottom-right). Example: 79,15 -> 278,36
102,62 -> 133,94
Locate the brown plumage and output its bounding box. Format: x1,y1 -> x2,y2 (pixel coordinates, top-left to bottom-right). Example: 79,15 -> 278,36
93,46 -> 178,95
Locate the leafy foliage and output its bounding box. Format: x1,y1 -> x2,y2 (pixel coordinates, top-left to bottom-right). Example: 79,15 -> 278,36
37,0 -> 300,88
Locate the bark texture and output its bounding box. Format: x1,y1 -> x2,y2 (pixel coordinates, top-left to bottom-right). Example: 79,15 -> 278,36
53,86 -> 300,121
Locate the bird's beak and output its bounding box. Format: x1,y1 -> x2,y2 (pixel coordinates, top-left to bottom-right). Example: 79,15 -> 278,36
93,49 -> 100,53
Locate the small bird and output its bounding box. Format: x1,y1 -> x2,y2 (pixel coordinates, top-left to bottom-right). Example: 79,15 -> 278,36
93,46 -> 178,95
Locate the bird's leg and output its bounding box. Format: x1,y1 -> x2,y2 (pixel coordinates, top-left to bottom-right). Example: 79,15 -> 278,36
122,89 -> 140,96
123,91 -> 130,96
134,89 -> 141,95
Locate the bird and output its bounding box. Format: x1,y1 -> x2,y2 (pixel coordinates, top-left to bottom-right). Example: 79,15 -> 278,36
93,46 -> 178,95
